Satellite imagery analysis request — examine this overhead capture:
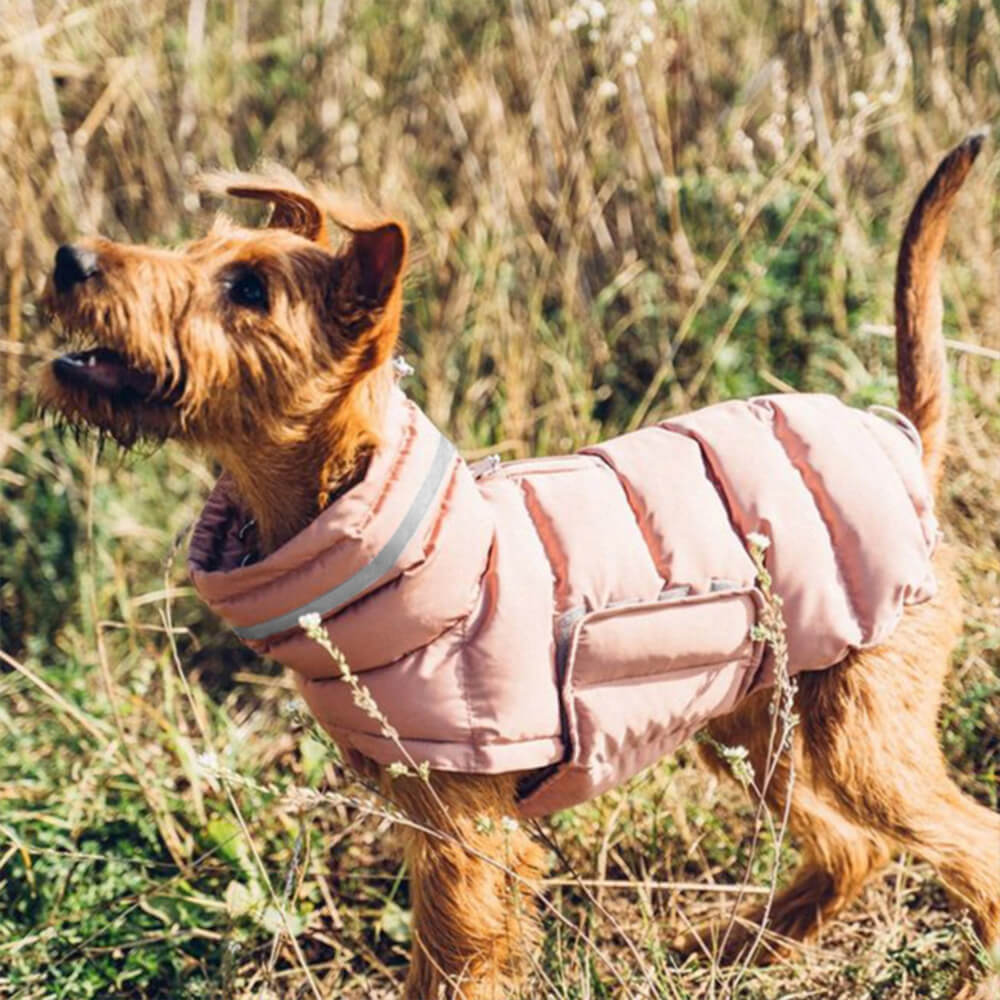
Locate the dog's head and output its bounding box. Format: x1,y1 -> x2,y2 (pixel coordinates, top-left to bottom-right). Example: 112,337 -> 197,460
39,175 -> 407,458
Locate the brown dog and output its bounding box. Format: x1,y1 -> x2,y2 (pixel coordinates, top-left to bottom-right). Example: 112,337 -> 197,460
40,137 -> 999,998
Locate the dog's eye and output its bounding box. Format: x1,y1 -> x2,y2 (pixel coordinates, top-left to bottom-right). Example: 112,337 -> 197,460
227,268 -> 268,309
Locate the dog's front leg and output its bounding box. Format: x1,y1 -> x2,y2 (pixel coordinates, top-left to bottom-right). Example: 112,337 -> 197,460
385,771 -> 544,1000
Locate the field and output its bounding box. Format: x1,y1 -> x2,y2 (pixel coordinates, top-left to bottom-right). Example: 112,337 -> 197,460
2,1 -> 999,997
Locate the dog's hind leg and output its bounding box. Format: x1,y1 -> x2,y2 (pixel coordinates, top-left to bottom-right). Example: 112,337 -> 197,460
799,571 -> 1000,955
388,771 -> 544,1000
689,552 -> 1000,963
681,689 -> 893,962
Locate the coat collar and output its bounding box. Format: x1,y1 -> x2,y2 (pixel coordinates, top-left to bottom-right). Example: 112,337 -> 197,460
188,386 -> 456,643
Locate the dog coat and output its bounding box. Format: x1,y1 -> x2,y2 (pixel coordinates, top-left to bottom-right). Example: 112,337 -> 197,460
189,386 -> 938,817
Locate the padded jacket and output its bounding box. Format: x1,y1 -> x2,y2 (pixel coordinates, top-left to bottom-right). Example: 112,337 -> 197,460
189,386 -> 938,817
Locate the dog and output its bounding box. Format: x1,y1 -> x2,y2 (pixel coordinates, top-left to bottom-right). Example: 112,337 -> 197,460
40,135 -> 999,998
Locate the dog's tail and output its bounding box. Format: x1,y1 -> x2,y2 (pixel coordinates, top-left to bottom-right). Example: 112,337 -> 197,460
895,131 -> 984,489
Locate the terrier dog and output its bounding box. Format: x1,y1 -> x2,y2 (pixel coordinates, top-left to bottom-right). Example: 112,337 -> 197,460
41,136 -> 999,999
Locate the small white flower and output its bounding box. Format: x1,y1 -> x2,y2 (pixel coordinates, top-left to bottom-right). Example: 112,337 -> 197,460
747,531 -> 771,551
758,119 -> 785,158
639,24 -> 654,45
639,0 -> 657,17
587,1 -> 607,23
791,100 -> 815,145
731,128 -> 755,170
622,50 -> 638,68
320,96 -> 340,130
280,698 -> 307,719
500,816 -> 520,833
196,750 -> 219,771
596,78 -> 619,102
850,90 -> 869,111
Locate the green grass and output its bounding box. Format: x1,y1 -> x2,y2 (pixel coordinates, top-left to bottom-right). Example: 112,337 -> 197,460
2,1 -> 999,997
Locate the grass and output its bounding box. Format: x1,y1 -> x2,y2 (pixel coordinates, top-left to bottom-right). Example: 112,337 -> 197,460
2,1 -> 999,997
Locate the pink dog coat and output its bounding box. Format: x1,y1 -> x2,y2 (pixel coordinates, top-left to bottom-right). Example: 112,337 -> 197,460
189,387 -> 938,817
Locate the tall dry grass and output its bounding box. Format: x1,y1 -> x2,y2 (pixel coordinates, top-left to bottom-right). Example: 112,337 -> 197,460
2,2 -> 998,998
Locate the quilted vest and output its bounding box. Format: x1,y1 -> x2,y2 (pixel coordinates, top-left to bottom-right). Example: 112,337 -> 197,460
189,386 -> 938,817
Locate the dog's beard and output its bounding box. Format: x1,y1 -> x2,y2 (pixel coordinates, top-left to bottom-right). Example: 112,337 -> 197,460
40,301 -> 189,447
38,359 -> 181,450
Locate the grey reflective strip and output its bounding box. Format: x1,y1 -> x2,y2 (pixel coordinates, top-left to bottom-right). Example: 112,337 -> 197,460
234,434 -> 456,641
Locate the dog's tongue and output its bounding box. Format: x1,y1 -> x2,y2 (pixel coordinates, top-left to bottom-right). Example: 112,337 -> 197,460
54,348 -> 158,397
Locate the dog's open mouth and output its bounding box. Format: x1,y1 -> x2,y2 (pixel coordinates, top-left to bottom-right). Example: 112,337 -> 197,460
52,347 -> 161,400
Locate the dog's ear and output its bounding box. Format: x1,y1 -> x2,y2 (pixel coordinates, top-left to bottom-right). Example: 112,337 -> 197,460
347,222 -> 407,309
317,194 -> 408,308
201,172 -> 328,242
226,182 -> 328,243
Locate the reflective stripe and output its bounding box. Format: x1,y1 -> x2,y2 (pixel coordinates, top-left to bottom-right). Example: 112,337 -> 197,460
234,433 -> 456,641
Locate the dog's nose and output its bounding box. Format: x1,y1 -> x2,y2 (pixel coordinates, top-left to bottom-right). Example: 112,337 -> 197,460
53,244 -> 100,292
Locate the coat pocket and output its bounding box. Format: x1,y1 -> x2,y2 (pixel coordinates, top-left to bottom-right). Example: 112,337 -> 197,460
517,587 -> 764,818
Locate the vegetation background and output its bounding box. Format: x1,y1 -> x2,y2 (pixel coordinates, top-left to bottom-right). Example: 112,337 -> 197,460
2,0 -> 998,997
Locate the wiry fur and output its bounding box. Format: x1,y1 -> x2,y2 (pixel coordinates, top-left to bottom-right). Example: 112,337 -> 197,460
895,132 -> 985,488
40,181 -> 406,552
40,139 -> 999,998
385,771 -> 545,997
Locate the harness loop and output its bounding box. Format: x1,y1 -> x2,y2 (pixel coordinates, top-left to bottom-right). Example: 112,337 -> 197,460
867,405 -> 923,457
